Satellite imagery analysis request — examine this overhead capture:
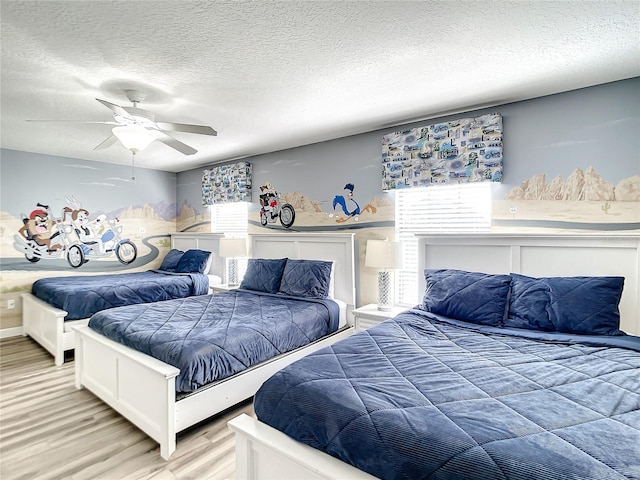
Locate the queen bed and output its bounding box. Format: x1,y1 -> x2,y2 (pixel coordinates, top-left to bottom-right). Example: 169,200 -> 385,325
21,232 -> 224,366
229,234 -> 640,480
74,232 -> 357,460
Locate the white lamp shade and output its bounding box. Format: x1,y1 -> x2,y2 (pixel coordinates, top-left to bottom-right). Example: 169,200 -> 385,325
365,239 -> 403,270
219,237 -> 247,258
112,125 -> 156,152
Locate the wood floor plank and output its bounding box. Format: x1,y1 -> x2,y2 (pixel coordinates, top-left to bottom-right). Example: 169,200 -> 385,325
0,336 -> 255,480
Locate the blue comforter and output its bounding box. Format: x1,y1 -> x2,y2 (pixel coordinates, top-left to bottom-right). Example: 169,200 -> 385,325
88,289 -> 340,393
32,270 -> 209,320
255,309 -> 640,480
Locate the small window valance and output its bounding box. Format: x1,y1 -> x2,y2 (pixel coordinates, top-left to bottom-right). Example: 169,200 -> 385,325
202,162 -> 252,205
382,113 -> 503,190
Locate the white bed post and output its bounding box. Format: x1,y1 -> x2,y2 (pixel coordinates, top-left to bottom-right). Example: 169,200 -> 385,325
21,293 -> 68,366
54,321 -> 64,367
75,330 -> 84,390
161,385 -> 177,460
233,428 -> 253,480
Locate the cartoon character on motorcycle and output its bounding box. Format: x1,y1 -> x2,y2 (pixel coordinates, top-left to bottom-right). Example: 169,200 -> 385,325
13,200 -> 137,268
17,207 -> 62,253
259,181 -> 295,229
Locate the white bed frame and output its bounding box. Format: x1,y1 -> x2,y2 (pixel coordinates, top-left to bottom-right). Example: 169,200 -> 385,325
229,234 -> 640,479
74,232 -> 357,460
21,232 -> 224,366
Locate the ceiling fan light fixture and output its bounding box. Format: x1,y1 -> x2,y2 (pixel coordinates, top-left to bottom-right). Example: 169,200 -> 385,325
112,125 -> 155,153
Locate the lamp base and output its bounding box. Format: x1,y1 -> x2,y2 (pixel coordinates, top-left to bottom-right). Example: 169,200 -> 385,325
377,271 -> 393,311
228,258 -> 239,286
377,305 -> 393,311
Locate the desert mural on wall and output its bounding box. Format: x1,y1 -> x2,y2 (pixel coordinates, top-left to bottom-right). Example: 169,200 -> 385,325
0,151 -> 181,307
493,167 -> 639,233
250,180 -> 394,231
246,182 -> 395,308
176,201 -> 211,233
0,196 -> 182,329
12,197 -> 141,269
1,200 -> 180,278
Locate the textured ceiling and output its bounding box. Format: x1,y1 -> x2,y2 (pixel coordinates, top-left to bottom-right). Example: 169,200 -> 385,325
1,1 -> 639,173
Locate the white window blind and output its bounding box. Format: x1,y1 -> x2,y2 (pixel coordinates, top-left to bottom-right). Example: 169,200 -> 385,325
211,202 -> 248,236
211,202 -> 249,280
395,183 -> 492,306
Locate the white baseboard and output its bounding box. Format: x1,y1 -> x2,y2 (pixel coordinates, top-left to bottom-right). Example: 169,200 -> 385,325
0,326 -> 24,339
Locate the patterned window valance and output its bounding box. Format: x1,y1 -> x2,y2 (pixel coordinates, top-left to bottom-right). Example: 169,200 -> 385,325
381,113 -> 503,190
202,162 -> 252,205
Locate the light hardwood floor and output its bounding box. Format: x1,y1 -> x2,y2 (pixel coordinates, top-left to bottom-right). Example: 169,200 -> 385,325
0,336 -> 255,480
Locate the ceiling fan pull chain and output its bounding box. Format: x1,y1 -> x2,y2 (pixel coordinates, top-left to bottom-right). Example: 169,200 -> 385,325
131,152 -> 136,181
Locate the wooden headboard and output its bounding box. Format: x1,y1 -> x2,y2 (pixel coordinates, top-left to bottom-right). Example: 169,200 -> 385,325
417,235 -> 640,335
169,232 -> 225,280
251,233 -> 356,312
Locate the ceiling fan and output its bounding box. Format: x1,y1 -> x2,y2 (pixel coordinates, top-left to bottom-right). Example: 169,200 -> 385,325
30,89 -> 217,155
95,90 -> 217,155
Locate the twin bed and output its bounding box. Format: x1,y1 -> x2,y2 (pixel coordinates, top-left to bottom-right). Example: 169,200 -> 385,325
74,232 -> 356,459
21,232 -> 225,366
229,234 -> 640,480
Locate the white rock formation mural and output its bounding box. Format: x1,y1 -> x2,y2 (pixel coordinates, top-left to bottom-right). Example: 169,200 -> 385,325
505,167 -> 637,201
616,176 -> 640,201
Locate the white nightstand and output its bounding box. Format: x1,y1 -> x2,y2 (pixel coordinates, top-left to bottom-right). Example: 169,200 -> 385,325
352,304 -> 407,332
209,283 -> 239,294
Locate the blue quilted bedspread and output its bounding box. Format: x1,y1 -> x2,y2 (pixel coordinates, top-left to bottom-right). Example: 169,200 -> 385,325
88,289 -> 340,393
255,309 -> 640,480
32,270 -> 209,320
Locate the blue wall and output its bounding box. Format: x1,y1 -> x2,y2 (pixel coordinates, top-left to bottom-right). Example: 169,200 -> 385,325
178,78 -> 639,231
1,78 -> 638,329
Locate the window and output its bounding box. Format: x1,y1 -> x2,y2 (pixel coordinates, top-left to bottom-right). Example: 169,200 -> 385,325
395,183 -> 492,306
211,202 -> 249,281
211,202 -> 248,236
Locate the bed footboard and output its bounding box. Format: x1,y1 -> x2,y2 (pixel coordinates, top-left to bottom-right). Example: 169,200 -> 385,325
74,324 -> 353,460
74,325 -> 180,460
228,414 -> 376,480
21,293 -> 69,366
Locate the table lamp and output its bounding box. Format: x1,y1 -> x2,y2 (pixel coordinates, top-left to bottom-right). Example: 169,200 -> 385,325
219,237 -> 247,286
365,239 -> 403,311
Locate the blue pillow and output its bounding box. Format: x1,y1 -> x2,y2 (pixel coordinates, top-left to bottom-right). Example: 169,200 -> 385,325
175,249 -> 212,274
420,269 -> 511,326
240,258 -> 288,294
505,273 -> 555,331
544,276 -> 624,335
159,249 -> 184,272
278,259 -> 333,298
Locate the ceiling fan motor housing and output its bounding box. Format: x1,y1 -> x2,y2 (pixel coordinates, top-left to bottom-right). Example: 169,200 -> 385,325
120,107 -> 156,126
124,89 -> 146,105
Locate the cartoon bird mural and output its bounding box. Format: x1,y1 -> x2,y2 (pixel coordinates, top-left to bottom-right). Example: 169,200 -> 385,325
332,183 -> 376,223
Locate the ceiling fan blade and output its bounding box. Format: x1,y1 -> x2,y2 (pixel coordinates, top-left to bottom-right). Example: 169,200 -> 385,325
156,122 -> 217,136
26,119 -> 119,125
96,98 -> 132,119
93,134 -> 118,150
152,130 -> 198,155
